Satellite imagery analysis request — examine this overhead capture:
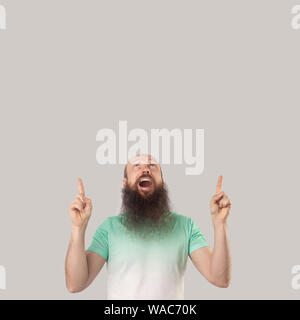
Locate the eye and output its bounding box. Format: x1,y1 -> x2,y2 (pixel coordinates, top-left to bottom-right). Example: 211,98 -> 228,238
150,164 -> 156,167
134,163 -> 140,167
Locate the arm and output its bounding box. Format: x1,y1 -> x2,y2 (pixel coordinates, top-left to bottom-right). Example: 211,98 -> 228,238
65,178 -> 106,293
189,219 -> 231,287
190,175 -> 232,288
65,225 -> 106,293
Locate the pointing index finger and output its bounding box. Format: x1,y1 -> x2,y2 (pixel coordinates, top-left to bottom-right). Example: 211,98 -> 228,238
216,175 -> 223,193
77,178 -> 85,199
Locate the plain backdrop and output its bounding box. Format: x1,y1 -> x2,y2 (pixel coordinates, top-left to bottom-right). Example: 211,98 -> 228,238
0,0 -> 300,299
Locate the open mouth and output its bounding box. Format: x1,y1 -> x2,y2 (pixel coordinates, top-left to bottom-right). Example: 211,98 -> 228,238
138,177 -> 153,189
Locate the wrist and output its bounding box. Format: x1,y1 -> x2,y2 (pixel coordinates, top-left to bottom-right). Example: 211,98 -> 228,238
212,215 -> 228,229
71,224 -> 87,236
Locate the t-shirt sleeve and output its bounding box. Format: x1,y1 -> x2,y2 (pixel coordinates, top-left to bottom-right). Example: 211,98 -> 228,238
87,219 -> 109,260
188,217 -> 209,255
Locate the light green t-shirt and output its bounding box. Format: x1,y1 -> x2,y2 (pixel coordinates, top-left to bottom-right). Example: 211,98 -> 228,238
87,211 -> 208,300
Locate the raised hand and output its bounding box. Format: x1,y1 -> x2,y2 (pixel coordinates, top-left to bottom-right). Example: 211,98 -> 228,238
69,178 -> 92,227
210,175 -> 232,223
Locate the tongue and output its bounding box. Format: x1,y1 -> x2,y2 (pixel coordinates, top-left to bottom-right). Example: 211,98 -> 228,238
140,181 -> 151,187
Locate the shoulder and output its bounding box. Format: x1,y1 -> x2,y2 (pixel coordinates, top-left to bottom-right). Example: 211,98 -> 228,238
171,212 -> 201,231
170,211 -> 191,226
95,215 -> 122,232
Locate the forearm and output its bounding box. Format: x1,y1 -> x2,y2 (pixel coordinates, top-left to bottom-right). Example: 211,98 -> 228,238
65,225 -> 89,292
210,218 -> 231,287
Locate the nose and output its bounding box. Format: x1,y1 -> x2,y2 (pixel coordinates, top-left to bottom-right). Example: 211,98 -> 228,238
142,165 -> 150,175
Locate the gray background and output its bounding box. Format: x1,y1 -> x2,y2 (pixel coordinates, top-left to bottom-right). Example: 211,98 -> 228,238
0,0 -> 299,299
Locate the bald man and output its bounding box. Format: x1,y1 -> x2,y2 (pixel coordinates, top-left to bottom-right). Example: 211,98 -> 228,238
65,154 -> 232,299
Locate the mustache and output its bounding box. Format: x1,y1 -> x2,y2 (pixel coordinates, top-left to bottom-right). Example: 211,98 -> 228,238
137,173 -> 152,181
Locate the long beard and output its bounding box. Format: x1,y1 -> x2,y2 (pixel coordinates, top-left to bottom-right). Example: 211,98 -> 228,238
119,182 -> 175,239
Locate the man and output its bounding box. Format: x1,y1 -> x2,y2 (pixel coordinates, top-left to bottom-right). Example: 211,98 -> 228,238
65,154 -> 232,299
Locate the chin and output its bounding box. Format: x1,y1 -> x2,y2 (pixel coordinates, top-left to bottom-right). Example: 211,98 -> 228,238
138,188 -> 154,198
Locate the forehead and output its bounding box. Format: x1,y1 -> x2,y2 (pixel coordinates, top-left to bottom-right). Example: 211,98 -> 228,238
128,154 -> 159,166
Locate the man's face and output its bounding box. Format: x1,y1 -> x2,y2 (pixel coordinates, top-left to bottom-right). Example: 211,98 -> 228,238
120,154 -> 174,238
123,154 -> 163,197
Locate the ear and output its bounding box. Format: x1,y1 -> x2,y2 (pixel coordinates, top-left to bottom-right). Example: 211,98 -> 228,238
123,178 -> 127,188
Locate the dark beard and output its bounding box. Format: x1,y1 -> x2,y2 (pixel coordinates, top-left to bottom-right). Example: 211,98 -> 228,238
119,182 -> 175,239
